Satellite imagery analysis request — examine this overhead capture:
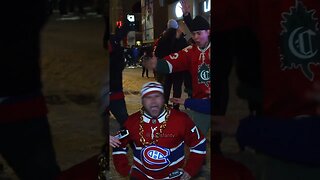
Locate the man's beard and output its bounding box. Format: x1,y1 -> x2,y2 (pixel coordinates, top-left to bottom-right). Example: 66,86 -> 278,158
145,106 -> 165,118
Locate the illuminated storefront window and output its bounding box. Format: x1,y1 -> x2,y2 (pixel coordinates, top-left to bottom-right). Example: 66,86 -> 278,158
141,0 -> 154,43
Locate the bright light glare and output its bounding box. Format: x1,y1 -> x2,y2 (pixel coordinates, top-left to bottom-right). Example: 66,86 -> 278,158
175,2 -> 183,18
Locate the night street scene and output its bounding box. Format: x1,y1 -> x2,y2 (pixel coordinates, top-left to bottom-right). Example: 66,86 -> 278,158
1,0 -> 320,180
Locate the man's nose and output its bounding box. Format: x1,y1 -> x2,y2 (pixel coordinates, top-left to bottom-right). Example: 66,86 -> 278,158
151,96 -> 157,101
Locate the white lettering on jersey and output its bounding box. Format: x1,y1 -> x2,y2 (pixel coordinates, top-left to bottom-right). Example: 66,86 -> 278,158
169,53 -> 179,60
191,126 -> 200,139
182,45 -> 193,53
151,126 -> 157,140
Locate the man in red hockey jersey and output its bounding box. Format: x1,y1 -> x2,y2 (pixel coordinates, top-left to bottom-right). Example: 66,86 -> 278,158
146,15 -> 211,138
112,81 -> 206,180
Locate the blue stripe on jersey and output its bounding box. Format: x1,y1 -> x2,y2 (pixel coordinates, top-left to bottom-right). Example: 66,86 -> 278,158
190,138 -> 206,153
167,143 -> 184,164
133,147 -> 141,159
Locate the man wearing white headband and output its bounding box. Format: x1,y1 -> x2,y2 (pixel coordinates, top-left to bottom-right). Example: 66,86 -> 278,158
112,82 -> 206,180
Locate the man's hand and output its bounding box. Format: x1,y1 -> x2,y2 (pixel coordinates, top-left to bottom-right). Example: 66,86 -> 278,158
212,116 -> 239,136
180,171 -> 191,180
109,135 -> 121,148
170,98 -> 185,105
180,0 -> 191,16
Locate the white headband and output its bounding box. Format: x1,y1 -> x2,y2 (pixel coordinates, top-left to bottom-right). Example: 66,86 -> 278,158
141,82 -> 164,98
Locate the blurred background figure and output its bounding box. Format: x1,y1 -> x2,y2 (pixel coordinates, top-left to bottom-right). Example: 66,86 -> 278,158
154,19 -> 189,110
140,51 -> 150,78
0,1 -> 60,179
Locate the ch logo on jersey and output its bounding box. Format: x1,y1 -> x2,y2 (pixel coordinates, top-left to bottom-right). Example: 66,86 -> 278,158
198,62 -> 210,87
141,145 -> 170,171
280,0 -> 320,81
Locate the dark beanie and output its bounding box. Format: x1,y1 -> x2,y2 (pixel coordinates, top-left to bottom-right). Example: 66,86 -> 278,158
190,15 -> 210,31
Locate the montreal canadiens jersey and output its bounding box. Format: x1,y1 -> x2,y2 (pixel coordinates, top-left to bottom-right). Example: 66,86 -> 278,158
112,108 -> 206,179
159,44 -> 211,99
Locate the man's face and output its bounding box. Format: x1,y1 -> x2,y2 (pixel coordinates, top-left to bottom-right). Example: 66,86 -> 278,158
192,30 -> 210,48
142,92 -> 165,118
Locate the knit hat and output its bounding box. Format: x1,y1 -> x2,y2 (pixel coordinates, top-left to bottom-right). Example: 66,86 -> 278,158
190,15 -> 210,31
167,19 -> 179,29
141,82 -> 164,98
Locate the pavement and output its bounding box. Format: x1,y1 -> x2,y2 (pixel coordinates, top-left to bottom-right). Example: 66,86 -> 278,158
108,66 -> 211,179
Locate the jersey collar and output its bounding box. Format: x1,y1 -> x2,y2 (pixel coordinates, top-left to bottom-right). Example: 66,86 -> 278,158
142,108 -> 167,123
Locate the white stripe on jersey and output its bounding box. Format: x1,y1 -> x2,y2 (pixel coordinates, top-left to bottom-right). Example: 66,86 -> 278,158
170,141 -> 184,151
190,149 -> 206,154
166,61 -> 173,73
112,151 -> 127,155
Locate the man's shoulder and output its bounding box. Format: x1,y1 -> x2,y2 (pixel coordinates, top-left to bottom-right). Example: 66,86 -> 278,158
124,111 -> 141,125
182,44 -> 196,51
128,111 -> 141,119
168,109 -> 195,128
169,109 -> 190,119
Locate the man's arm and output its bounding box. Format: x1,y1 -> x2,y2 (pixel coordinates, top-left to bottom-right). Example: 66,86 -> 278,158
182,114 -> 206,177
185,98 -> 210,114
146,46 -> 192,74
170,98 -> 211,114
180,0 -> 192,30
112,131 -> 131,176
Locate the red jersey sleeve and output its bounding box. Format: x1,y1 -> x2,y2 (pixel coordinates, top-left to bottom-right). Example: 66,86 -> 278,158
112,123 -> 132,176
162,45 -> 193,73
182,114 -> 206,177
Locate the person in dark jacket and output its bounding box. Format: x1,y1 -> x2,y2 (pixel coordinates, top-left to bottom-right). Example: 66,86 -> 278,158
140,51 -> 150,78
154,19 -> 189,110
108,22 -> 130,126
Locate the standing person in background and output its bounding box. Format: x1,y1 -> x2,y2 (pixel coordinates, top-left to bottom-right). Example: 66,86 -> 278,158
132,45 -> 140,67
154,19 -> 189,110
0,1 -> 60,179
140,51 -> 150,78
152,28 -> 167,84
146,15 -> 211,136
124,46 -> 133,67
